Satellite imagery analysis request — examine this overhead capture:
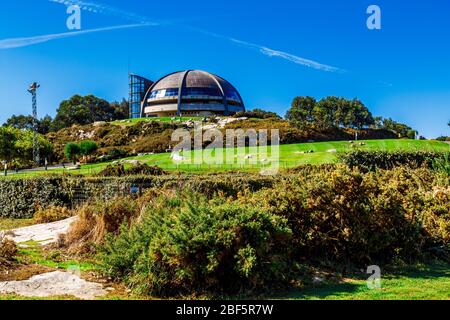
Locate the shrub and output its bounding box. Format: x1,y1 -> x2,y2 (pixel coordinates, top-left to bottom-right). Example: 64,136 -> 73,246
247,165 -> 449,264
0,174 -> 277,219
0,177 -> 71,219
338,150 -> 449,171
432,153 -> 450,176
0,235 -> 18,267
64,143 -> 81,164
98,192 -> 292,296
34,205 -> 73,224
64,166 -> 450,297
79,140 -> 98,156
64,197 -> 140,255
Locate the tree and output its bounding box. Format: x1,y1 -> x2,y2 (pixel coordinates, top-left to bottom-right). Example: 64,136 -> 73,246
52,95 -> 117,131
285,96 -> 316,128
0,127 -> 18,176
3,114 -> 54,134
111,99 -> 130,120
64,143 -> 81,164
313,97 -> 338,130
3,115 -> 34,131
38,115 -> 53,135
350,99 -> 374,129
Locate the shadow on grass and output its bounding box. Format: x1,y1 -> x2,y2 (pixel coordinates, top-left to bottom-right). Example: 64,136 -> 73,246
276,261 -> 450,300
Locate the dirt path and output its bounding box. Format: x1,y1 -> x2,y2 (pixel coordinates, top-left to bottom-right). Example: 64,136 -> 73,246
0,217 -> 108,300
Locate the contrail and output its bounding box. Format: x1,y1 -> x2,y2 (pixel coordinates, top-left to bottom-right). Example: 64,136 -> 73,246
48,0 -> 157,25
0,24 -> 151,49
48,0 -> 345,73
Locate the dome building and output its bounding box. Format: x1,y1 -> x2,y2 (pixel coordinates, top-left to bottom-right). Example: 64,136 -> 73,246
134,70 -> 245,118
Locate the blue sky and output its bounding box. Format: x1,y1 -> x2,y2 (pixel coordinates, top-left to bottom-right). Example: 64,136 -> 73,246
0,0 -> 449,138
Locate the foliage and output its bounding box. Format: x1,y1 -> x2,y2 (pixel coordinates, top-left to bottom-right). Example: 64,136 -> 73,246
34,205 -> 73,224
338,150 -> 449,171
79,140 -> 98,156
64,197 -> 140,255
286,96 -> 375,130
93,166 -> 450,296
0,173 -> 276,218
0,177 -> 70,219
52,95 -> 126,131
3,114 -> 53,135
64,143 -> 81,164
0,126 -> 18,165
234,108 -> 281,119
0,126 -> 53,170
374,117 -> 416,138
432,153 -> 450,176
98,192 -> 292,296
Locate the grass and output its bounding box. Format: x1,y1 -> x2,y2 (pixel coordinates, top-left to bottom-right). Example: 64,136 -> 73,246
2,139 -> 449,178
16,241 -> 98,272
283,262 -> 450,300
0,218 -> 35,230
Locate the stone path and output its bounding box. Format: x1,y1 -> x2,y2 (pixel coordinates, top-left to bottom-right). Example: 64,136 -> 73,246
0,217 -> 108,300
1,216 -> 77,246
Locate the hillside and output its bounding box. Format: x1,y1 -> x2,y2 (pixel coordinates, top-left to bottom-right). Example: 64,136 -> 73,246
7,139 -> 449,177
45,117 -> 399,163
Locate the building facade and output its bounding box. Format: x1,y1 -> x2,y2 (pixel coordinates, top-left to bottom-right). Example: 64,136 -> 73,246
129,70 -> 245,118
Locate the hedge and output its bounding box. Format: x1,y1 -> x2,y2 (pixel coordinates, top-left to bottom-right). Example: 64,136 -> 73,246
338,150 -> 449,171
0,174 -> 279,219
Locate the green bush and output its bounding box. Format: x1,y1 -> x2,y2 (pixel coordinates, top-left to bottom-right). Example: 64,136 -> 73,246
68,166 -> 450,297
0,177 -> 71,218
64,143 -> 81,164
247,166 -> 436,264
79,140 -> 98,156
99,192 -> 292,296
338,150 -> 449,171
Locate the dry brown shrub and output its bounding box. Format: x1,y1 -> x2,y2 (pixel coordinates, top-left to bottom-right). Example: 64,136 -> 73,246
0,235 -> 18,267
34,206 -> 73,224
65,197 -> 140,255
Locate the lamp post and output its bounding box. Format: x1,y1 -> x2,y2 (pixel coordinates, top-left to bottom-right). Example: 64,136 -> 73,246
28,82 -> 40,165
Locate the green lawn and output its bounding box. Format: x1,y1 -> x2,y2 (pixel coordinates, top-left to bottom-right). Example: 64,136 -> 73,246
3,139 -> 449,177
283,262 -> 450,300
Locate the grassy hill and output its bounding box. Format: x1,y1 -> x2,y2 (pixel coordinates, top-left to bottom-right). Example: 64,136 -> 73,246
6,139 -> 449,177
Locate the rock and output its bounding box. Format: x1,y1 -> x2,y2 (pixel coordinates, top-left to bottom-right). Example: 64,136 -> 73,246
0,217 -> 78,246
327,149 -> 337,153
0,271 -> 106,300
120,160 -> 142,166
171,154 -> 185,161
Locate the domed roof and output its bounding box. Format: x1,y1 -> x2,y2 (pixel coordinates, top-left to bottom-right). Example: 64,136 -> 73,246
150,70 -> 244,105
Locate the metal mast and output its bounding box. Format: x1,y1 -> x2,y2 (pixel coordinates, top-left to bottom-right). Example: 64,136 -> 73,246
28,82 -> 40,165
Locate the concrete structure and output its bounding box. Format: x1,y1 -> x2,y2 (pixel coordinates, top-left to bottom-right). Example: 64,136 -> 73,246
129,70 -> 245,118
